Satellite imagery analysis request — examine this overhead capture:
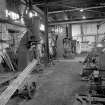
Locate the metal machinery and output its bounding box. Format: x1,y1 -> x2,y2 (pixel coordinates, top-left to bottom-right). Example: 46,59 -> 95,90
63,26 -> 76,58
17,16 -> 40,71
80,50 -> 98,80
80,20 -> 105,80
78,46 -> 105,105
0,0 -> 47,103
80,44 -> 105,81
0,11 -> 45,101
80,41 -> 105,81
73,20 -> 105,105
74,68 -> 105,105
48,31 -> 58,64
75,50 -> 105,104
63,37 -> 76,58
0,18 -> 40,100
88,70 -> 105,96
14,16 -> 41,99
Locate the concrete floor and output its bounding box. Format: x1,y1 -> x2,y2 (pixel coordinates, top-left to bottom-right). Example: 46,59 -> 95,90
7,58 -> 88,105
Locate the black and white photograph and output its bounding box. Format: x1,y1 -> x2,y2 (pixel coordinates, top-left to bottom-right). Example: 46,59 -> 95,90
0,0 -> 105,105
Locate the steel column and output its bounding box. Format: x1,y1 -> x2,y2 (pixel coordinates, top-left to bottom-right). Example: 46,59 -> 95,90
80,24 -> 84,42
68,24 -> 72,39
45,5 -> 49,63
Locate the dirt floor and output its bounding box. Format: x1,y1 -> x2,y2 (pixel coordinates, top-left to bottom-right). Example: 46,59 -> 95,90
7,58 -> 88,105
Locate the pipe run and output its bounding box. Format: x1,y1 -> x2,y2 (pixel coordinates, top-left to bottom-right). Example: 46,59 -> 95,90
49,18 -> 105,25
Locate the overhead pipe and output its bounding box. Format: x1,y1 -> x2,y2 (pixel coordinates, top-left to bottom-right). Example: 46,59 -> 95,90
31,1 -> 105,15
49,18 -> 105,25
48,5 -> 105,14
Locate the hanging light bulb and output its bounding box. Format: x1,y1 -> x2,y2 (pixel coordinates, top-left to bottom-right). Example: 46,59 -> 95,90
80,8 -> 84,12
29,12 -> 33,18
26,10 -> 28,14
82,16 -> 86,19
34,12 -> 38,16
40,24 -> 45,31
61,27 -> 63,33
5,9 -> 9,17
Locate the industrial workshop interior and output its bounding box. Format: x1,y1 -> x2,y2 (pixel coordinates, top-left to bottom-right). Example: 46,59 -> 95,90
1,0 -> 105,105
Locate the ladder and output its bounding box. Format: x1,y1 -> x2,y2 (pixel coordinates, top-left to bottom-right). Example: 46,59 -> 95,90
3,50 -> 15,71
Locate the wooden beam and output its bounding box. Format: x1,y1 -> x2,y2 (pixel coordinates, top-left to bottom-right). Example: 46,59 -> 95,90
0,59 -> 38,105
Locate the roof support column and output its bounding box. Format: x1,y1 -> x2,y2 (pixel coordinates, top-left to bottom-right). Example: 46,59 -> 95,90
68,24 -> 72,39
80,24 -> 84,42
44,4 -> 49,63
